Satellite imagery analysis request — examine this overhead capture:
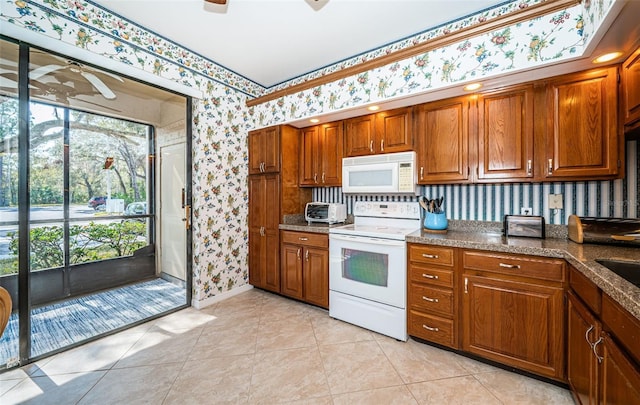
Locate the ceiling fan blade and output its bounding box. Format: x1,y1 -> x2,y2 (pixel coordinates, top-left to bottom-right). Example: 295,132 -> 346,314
92,69 -> 124,83
205,0 -> 227,4
30,64 -> 65,81
81,71 -> 116,99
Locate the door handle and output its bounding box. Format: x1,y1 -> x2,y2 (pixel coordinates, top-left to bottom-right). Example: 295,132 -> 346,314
182,205 -> 191,230
305,250 -> 309,262
297,248 -> 301,260
380,139 -> 384,152
547,158 -> 553,175
369,140 -> 374,153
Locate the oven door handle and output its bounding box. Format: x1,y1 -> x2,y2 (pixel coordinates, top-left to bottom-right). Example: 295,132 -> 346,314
329,234 -> 406,246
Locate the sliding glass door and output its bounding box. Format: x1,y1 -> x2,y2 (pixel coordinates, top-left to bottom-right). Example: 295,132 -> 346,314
0,37 -> 190,368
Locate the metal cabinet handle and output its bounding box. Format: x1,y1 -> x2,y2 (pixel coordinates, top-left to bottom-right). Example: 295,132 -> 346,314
420,167 -> 424,180
422,273 -> 439,280
299,237 -> 308,241
593,336 -> 603,363
297,248 -> 301,260
499,263 -> 521,269
313,173 -> 318,184
464,277 -> 468,294
305,250 -> 309,262
322,172 -> 325,183
422,324 -> 439,332
527,159 -> 532,175
548,158 -> 553,175
370,140 -> 374,153
381,139 -> 385,152
260,226 -> 265,236
422,296 -> 439,303
422,254 -> 439,259
585,325 -> 595,347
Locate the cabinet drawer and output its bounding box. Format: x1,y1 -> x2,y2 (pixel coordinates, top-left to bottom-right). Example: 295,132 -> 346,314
408,264 -> 454,288
569,266 -> 601,315
602,293 -> 640,365
408,310 -> 456,348
463,251 -> 565,282
409,245 -> 454,267
281,231 -> 328,248
409,283 -> 454,316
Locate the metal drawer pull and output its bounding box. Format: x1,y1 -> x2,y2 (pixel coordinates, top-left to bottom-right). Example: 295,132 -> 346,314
422,273 -> 439,280
299,237 -> 308,241
422,296 -> 439,303
422,254 -> 439,259
593,336 -> 603,363
499,263 -> 521,269
422,325 -> 439,332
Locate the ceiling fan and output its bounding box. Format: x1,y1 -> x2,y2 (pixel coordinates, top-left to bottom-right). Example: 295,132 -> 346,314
30,60 -> 124,100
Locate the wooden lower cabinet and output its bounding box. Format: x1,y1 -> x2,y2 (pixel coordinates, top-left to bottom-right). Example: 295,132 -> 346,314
568,289 -> 640,405
461,250 -> 565,380
280,231 -> 329,308
407,244 -> 458,349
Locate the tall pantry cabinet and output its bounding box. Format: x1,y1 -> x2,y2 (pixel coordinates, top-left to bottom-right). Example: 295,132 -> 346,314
248,125 -> 311,292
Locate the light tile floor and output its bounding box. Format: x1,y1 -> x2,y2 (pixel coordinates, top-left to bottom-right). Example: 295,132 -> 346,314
0,288 -> 575,404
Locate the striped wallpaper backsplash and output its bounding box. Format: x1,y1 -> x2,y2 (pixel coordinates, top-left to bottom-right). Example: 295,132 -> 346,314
312,140 -> 639,225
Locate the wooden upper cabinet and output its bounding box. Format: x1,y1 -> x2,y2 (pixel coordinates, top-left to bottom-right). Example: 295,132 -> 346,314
345,115 -> 375,156
477,85 -> 534,181
542,67 -> 620,180
345,107 -> 412,156
622,47 -> 640,127
415,96 -> 469,183
299,126 -> 319,186
299,122 -> 343,187
249,126 -> 280,175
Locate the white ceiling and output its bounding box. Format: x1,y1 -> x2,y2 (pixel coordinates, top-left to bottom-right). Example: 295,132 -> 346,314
92,0 -> 505,88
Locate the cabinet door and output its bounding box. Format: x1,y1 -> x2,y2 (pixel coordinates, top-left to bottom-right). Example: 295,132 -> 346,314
375,107 -> 413,154
263,174 -> 281,292
567,292 -> 599,405
477,86 -> 534,181
303,247 -> 329,308
299,126 -> 319,186
248,176 -> 266,288
415,97 -> 469,183
622,47 -> 640,127
319,122 -> 344,186
281,244 -> 303,299
544,67 -> 619,179
249,126 -> 280,174
345,115 -> 375,156
462,274 -> 564,379
600,332 -> 640,405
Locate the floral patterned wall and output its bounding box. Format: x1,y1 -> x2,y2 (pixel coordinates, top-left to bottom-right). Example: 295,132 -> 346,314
250,0 -> 618,127
0,0 -> 621,304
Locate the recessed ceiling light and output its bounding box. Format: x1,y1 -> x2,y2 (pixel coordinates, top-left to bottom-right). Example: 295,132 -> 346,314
592,51 -> 623,64
367,105 -> 380,111
464,83 -> 482,91
310,118 -> 320,123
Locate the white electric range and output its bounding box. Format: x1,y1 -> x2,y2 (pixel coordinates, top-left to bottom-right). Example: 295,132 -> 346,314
328,201 -> 421,341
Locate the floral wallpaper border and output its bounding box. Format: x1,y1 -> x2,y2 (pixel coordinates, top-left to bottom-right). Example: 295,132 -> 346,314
250,0 -> 619,128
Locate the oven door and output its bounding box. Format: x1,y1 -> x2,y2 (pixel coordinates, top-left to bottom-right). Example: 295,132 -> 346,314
329,233 -> 406,308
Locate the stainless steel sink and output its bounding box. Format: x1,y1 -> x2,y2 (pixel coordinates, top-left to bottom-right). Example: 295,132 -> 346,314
596,259 -> 640,287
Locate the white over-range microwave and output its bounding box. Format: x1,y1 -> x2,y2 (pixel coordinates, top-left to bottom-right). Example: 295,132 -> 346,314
342,151 -> 418,194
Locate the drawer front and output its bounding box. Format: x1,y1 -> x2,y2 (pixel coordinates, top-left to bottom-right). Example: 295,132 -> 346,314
281,231 -> 328,248
602,293 -> 640,365
408,264 -> 454,288
408,310 -> 456,348
409,244 -> 454,267
409,283 -> 454,316
569,266 -> 601,315
463,251 -> 565,282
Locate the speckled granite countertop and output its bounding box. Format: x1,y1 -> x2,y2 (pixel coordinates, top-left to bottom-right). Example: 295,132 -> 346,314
279,218 -> 640,321
406,229 -> 640,322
